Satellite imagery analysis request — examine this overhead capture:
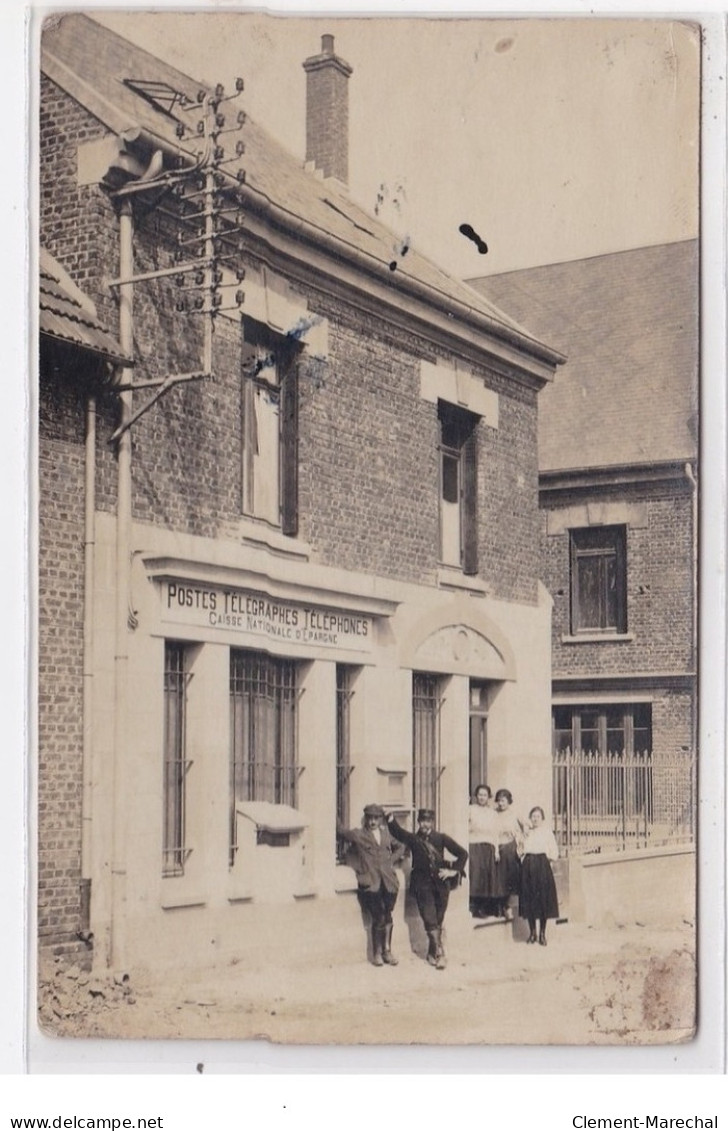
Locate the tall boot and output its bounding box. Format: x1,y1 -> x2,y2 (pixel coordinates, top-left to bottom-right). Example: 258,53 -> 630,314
382,922 -> 398,965
434,927 -> 447,970
426,931 -> 438,966
372,926 -> 385,966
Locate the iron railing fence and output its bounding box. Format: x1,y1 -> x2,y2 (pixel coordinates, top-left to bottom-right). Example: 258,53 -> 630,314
552,747 -> 696,855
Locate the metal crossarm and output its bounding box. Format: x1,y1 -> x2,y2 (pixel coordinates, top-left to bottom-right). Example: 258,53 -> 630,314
109,371 -> 211,443
123,79 -> 192,119
108,76 -> 247,443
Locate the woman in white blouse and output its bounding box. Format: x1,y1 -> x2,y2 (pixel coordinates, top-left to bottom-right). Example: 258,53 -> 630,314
468,784 -> 499,919
518,806 -> 559,946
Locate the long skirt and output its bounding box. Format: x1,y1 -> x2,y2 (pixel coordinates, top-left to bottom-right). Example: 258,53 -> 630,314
469,841 -> 498,898
493,839 -> 521,898
518,853 -> 559,921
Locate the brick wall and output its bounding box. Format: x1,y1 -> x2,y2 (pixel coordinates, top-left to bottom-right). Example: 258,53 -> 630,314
479,374 -> 540,604
542,481 -> 696,779
296,291 -> 541,602
38,75 -> 547,960
41,78 -> 543,605
304,57 -> 349,182
541,483 -> 694,675
652,691 -> 694,759
37,360 -> 89,962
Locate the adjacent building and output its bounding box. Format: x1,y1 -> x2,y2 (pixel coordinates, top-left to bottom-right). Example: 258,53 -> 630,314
38,14 -> 564,974
470,241 -> 698,855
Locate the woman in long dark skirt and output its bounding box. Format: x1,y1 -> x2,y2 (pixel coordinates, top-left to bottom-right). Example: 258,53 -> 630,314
468,784 -> 499,918
518,806 -> 559,946
493,788 -> 525,920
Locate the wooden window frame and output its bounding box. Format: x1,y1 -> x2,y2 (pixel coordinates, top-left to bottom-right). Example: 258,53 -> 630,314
552,703 -> 652,758
438,401 -> 479,576
570,525 -> 627,634
241,318 -> 299,536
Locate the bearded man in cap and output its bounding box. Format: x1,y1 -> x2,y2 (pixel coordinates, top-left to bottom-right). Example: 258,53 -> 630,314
337,803 -> 405,967
386,808 -> 468,970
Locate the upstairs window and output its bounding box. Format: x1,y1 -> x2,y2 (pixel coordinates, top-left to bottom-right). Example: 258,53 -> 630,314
438,401 -> 479,574
570,525 -> 627,634
241,319 -> 298,535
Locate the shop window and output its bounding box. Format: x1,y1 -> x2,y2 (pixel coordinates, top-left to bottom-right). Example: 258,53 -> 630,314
241,318 -> 299,535
229,650 -> 300,862
412,672 -> 444,819
570,525 -> 627,634
162,642 -> 193,877
335,665 -> 358,863
438,401 -> 479,575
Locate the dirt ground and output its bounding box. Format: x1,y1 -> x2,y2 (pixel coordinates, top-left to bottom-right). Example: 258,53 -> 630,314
38,917 -> 696,1047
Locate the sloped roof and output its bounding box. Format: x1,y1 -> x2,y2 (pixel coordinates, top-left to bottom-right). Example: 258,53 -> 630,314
40,248 -> 129,365
40,13 -> 562,370
469,241 -> 698,471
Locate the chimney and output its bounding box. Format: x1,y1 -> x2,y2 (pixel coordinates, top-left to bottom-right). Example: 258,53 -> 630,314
302,35 -> 353,185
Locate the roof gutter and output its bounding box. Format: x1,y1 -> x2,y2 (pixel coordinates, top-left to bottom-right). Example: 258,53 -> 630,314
124,124 -> 567,373
236,182 -> 567,371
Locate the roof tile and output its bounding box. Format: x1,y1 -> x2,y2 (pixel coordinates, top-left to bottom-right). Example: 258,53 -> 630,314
469,241 -> 698,470
40,13 -> 559,363
40,249 -> 129,365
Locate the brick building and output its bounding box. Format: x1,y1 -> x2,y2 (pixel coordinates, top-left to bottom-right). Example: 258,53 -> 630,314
39,249 -> 129,959
470,241 -> 698,853
38,14 -> 564,974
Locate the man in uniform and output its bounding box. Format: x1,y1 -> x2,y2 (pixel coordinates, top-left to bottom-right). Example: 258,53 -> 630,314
337,803 -> 405,967
386,808 -> 468,970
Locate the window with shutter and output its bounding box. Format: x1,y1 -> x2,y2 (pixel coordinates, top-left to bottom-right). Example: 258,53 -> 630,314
438,401 -> 479,573
569,525 -> 627,634
241,318 -> 299,532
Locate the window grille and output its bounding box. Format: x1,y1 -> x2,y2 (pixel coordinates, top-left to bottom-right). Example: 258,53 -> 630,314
229,649 -> 300,862
412,673 -> 444,820
335,665 -> 357,862
163,642 -> 193,877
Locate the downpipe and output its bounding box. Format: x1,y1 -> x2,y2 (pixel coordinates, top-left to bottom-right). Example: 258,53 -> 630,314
79,393 -> 97,948
109,198 -> 134,969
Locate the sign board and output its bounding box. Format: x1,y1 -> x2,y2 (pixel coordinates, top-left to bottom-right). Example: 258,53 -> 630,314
160,581 -> 374,653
